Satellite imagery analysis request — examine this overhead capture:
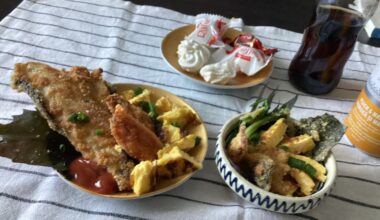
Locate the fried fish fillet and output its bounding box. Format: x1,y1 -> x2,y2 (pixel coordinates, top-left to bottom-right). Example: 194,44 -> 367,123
106,94 -> 163,161
11,62 -> 135,191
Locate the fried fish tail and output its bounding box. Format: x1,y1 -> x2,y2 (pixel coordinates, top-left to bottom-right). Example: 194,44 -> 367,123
11,62 -> 135,191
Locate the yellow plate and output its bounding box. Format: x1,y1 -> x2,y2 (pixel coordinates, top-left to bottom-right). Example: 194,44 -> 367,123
161,24 -> 273,89
57,83 -> 208,199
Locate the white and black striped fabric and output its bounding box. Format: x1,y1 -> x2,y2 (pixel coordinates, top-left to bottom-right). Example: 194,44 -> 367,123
0,0 -> 379,219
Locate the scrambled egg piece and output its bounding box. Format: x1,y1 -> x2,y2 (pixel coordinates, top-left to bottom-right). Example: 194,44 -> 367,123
155,97 -> 172,115
156,147 -> 202,178
114,144 -> 123,153
130,161 -> 155,195
129,89 -> 151,105
163,124 -> 182,144
131,146 -> 202,194
157,134 -> 197,158
122,90 -> 135,100
157,106 -> 197,128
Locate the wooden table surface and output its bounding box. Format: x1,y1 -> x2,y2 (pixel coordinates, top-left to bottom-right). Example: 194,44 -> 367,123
1,0 -> 380,47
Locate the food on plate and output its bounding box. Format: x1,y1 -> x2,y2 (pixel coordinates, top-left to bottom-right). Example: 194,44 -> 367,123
174,14 -> 277,85
226,124 -> 249,163
176,14 -> 228,73
225,93 -> 344,196
177,39 -> 211,73
121,86 -> 202,195
106,94 -> 162,161
199,61 -> 236,84
199,34 -> 278,82
297,114 -> 346,161
186,14 -> 230,47
157,105 -> 198,128
11,62 -> 135,191
130,160 -> 156,195
10,62 -> 203,195
69,157 -> 119,194
156,146 -> 202,178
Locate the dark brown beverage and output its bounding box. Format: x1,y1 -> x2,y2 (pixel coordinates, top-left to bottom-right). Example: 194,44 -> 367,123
288,5 -> 366,94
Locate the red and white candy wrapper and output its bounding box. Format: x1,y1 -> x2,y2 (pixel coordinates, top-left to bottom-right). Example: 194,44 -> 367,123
187,14 -> 231,47
202,34 -> 278,78
230,34 -> 277,76
233,34 -> 278,56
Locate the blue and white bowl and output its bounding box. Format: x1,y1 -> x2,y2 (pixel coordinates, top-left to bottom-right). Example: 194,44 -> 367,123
215,113 -> 337,214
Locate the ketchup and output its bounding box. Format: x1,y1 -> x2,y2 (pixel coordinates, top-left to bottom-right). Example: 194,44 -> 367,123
69,157 -> 118,194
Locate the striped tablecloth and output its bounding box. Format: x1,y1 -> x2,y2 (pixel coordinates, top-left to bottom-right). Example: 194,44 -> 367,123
0,0 -> 379,219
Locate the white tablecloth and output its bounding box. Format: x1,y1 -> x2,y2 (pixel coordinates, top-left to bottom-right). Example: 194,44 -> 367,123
0,0 -> 379,219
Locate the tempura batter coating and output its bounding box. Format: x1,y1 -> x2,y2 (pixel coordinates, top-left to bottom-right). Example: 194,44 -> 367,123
109,104 -> 163,161
106,94 -> 154,132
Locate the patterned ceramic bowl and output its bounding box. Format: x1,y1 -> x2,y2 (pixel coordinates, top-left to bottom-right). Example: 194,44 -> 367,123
215,113 -> 337,214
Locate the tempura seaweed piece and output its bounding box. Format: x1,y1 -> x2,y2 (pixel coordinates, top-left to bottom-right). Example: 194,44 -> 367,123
243,153 -> 274,191
297,113 -> 345,162
0,109 -> 80,173
0,110 -> 52,166
252,156 -> 274,191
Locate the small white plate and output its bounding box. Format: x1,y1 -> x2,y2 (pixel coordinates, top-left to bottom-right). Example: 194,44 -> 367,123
161,24 -> 273,89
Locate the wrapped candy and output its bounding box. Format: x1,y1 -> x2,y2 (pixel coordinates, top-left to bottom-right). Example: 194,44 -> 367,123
200,34 -> 278,84
187,14 -> 230,47
176,14 -> 277,85
233,34 -> 278,56
231,34 -> 277,76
